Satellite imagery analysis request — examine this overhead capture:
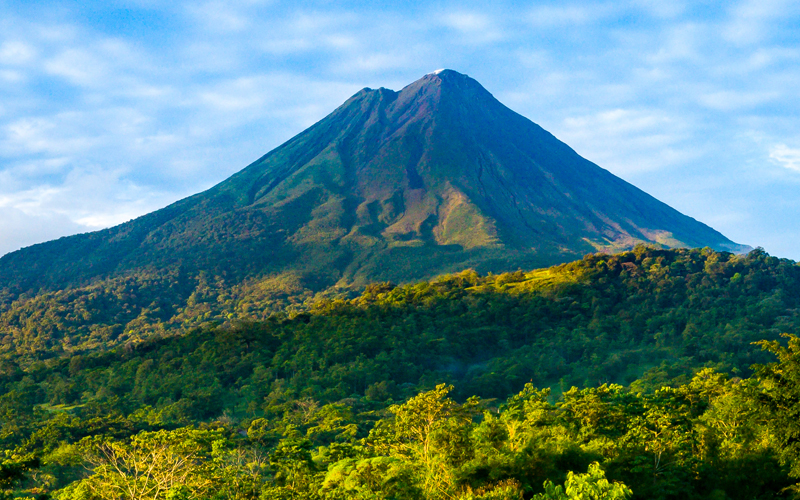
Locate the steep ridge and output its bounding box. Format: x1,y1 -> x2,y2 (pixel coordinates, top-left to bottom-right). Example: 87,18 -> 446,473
0,70 -> 747,296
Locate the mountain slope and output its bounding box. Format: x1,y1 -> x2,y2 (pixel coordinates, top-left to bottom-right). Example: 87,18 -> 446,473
0,70 -> 746,296
2,247 -> 795,403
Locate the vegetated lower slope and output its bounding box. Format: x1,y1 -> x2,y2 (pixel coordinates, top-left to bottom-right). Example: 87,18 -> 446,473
0,245 -> 768,369
0,246 -> 795,372
0,71 -> 746,340
2,248 -> 800,499
2,246 -> 798,403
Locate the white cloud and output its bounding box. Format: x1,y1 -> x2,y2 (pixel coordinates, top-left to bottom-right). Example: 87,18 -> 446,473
186,1 -> 252,32
291,11 -> 357,33
0,206 -> 88,255
441,12 -> 504,44
770,144 -> 800,172
0,69 -> 24,83
526,4 -> 614,27
697,89 -> 781,111
1,115 -> 102,157
0,163 -> 181,248
5,157 -> 71,177
198,77 -> 269,112
43,48 -> 106,87
556,108 -> 699,175
563,109 -> 667,134
632,0 -> 687,19
645,23 -> 706,65
722,0 -> 799,45
191,72 -> 359,127
338,52 -> 412,73
444,12 -> 490,31
742,47 -> 800,72
0,40 -> 36,64
323,34 -> 359,51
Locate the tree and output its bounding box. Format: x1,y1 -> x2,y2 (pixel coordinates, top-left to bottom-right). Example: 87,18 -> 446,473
0,449 -> 38,494
532,462 -> 631,500
78,429 -> 220,500
210,442 -> 270,500
369,384 -> 478,499
320,457 -> 422,500
618,388 -> 696,499
752,334 -> 800,479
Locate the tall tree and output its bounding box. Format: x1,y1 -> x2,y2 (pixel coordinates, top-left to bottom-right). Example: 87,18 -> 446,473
752,334 -> 800,481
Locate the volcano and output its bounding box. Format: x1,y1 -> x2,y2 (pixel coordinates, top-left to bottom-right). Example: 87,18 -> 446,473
0,70 -> 747,293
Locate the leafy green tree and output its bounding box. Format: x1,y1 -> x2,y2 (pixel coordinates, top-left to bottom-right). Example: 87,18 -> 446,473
369,384 -> 478,499
77,429 -> 221,500
320,457 -> 422,500
617,388 -> 696,499
752,334 -> 800,480
557,385 -> 635,445
262,438 -> 320,499
532,462 -> 631,500
459,384 -> 569,494
457,479 -> 523,499
210,441 -> 270,500
0,449 -> 38,494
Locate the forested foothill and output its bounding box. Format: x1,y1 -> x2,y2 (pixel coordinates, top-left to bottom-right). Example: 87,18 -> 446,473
2,246 -> 800,499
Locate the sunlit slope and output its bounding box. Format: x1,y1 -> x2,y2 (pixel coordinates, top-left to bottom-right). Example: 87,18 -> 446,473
2,247 -> 793,394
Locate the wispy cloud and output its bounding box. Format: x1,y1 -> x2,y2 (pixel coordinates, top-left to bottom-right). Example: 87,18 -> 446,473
632,0 -> 688,19
557,108 -> 699,176
0,205 -> 87,255
1,115 -> 102,157
526,4 -> 614,27
440,12 -> 505,44
43,48 -> 106,87
723,0 -> 799,45
186,1 -> 253,32
697,89 -> 781,111
770,144 -> 800,172
0,40 -> 36,64
644,22 -> 706,65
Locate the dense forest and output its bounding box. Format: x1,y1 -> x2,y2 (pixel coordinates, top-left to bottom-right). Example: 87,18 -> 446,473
2,246 -> 800,498
2,246 -> 798,376
2,338 -> 800,499
3,247 -> 799,408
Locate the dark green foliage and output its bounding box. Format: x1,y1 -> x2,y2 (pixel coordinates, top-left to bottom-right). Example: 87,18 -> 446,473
1,247 -> 799,410
752,334 -> 800,480
0,246 -> 798,498
2,364 -> 797,499
0,247 -> 796,415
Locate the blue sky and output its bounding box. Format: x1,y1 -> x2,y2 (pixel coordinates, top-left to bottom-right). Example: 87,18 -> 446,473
2,0 -> 800,259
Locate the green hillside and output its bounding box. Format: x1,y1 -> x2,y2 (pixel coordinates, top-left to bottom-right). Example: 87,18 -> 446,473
2,247 -> 800,498
2,246 -> 798,407
0,245 -> 793,372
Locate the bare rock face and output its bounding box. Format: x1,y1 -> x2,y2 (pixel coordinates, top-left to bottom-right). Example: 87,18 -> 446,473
0,70 -> 747,292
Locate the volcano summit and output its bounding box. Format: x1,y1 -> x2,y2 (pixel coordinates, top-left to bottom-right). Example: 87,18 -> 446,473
0,70 -> 747,293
